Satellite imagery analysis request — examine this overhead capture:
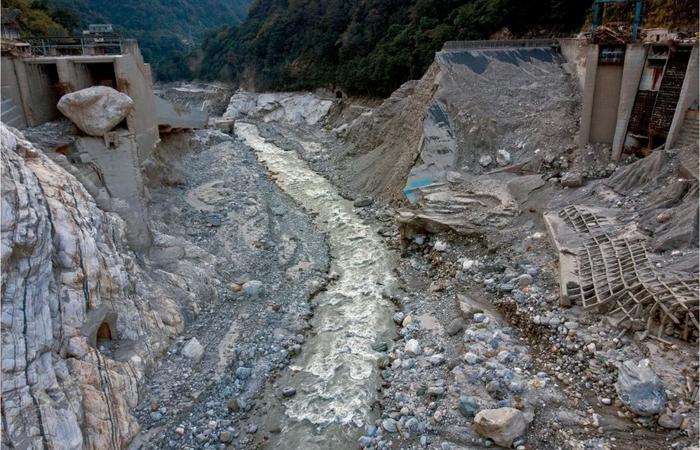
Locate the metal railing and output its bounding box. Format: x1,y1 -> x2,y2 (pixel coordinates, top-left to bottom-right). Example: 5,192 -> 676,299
441,39 -> 559,51
21,35 -> 127,57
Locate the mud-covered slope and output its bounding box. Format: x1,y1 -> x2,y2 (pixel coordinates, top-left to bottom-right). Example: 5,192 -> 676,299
1,124 -> 217,449
341,44 -> 579,203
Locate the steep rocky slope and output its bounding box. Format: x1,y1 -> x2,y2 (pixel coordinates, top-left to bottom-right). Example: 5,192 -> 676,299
339,44 -> 579,203
1,124 -> 217,448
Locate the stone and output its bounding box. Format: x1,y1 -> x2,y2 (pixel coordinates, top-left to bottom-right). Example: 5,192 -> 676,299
445,318 -> 464,336
353,198 -> 373,207
405,339 -> 422,355
464,352 -> 478,365
242,280 -> 263,298
429,354 -> 445,366
358,436 -> 373,448
560,171 -> 583,188
182,338 -> 205,363
496,149 -> 512,166
219,431 -> 233,443
236,367 -> 253,380
282,387 -> 297,397
57,86 -> 134,136
446,171 -> 463,184
227,399 -> 240,412
658,412 -> 682,429
473,408 -> 527,448
615,359 -> 667,416
382,418 -> 398,433
433,240 -> 448,252
458,396 -> 480,418
479,155 -> 493,167
516,274 -> 532,288
427,386 -> 445,396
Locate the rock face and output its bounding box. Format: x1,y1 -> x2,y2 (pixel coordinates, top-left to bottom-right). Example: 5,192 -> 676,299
57,86 -> 134,136
615,359 -> 667,416
1,124 -> 216,449
473,407 -> 527,447
223,91 -> 333,125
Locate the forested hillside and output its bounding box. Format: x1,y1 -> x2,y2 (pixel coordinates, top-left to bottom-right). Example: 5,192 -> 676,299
196,0 -> 592,96
44,0 -> 252,80
196,0 -> 698,97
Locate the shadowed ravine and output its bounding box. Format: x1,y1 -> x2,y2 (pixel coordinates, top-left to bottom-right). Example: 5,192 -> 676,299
236,122 -> 397,449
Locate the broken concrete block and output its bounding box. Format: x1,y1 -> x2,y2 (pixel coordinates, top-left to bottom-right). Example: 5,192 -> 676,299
57,86 -> 134,136
560,171 -> 583,187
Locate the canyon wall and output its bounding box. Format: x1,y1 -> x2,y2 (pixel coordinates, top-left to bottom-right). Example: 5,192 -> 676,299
1,124 -> 217,449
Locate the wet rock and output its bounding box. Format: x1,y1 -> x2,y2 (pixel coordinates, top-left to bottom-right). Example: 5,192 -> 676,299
57,86 -> 134,136
282,387 -> 297,397
560,171 -> 583,187
445,318 -> 464,336
473,407 -> 527,448
242,280 -> 263,298
226,399 -> 241,412
615,359 -> 667,416
458,396 -> 480,418
353,198 -> 373,207
496,149 -> 512,166
382,418 -> 398,433
182,338 -> 205,363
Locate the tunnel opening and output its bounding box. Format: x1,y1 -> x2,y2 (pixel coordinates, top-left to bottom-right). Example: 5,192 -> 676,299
96,322 -> 113,342
81,62 -> 117,89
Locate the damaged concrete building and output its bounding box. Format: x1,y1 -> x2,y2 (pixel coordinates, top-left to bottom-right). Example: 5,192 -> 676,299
562,31 -> 698,157
1,35 -> 209,250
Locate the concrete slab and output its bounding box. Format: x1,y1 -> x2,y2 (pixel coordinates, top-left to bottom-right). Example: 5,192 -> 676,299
155,95 -> 208,130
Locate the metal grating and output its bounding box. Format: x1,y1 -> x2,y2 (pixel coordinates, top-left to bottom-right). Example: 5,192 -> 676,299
649,47 -> 692,138
562,207 -> 699,342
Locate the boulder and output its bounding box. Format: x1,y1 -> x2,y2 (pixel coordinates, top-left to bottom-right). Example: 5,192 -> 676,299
615,359 -> 667,416
181,338 -> 205,363
479,155 -> 493,167
496,149 -> 512,166
242,280 -> 263,298
473,407 -> 527,448
57,86 -> 134,136
560,171 -> 583,188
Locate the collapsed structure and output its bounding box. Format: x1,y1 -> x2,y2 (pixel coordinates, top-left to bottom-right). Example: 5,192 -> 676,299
1,35 -> 210,249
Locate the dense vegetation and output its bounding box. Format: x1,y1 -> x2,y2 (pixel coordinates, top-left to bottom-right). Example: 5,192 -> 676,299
196,0 -> 593,96
4,0 -> 79,36
43,0 -> 251,80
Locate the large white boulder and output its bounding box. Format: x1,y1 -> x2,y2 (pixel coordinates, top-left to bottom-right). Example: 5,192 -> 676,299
57,86 -> 134,136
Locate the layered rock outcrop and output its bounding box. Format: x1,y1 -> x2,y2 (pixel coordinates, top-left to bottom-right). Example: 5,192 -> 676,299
1,123 -> 217,449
